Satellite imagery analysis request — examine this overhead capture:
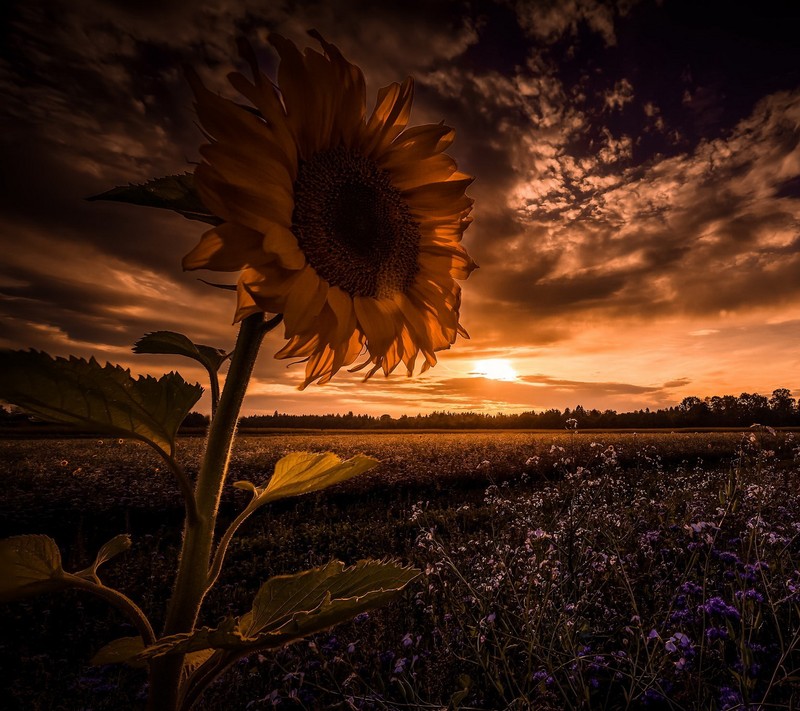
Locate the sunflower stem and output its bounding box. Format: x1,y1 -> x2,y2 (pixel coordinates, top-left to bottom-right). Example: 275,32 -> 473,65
208,367 -> 221,418
147,312 -> 271,711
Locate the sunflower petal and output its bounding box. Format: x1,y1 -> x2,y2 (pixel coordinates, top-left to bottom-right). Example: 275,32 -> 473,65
362,78 -> 414,158
183,223 -> 268,271
195,164 -> 293,232
201,141 -> 293,197
308,30 -> 366,147
325,286 -> 355,344
353,297 -> 401,356
270,34 -> 324,159
380,124 -> 456,170
283,268 -> 329,335
234,280 -> 263,323
385,154 -> 457,190
263,223 -> 305,270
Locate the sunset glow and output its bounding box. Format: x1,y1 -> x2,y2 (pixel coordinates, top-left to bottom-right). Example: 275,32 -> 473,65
473,359 -> 518,382
1,0 -> 798,417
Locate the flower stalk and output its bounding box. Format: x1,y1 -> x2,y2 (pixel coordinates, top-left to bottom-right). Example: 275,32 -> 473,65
147,312 -> 277,710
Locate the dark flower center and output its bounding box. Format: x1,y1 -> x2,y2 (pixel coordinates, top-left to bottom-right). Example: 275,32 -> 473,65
292,147 -> 421,298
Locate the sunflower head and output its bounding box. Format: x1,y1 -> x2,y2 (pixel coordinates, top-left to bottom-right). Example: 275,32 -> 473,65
183,31 -> 476,388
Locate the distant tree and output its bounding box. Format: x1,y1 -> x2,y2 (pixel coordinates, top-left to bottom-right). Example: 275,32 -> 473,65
769,388 -> 796,424
678,397 -> 710,426
738,392 -> 770,424
181,411 -> 210,428
678,396 -> 702,412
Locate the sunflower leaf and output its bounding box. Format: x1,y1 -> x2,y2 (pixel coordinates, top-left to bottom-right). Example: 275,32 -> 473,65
91,636 -> 147,668
0,350 -> 203,457
0,535 -> 67,602
133,331 -> 228,374
74,534 -> 132,584
87,173 -> 222,225
241,559 -> 419,638
137,560 -> 419,659
233,452 -> 379,508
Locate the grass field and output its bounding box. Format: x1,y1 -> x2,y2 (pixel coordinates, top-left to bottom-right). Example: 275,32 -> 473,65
2,430 -> 799,709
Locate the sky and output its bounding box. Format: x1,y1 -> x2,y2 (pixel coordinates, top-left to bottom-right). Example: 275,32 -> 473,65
1,0 -> 799,417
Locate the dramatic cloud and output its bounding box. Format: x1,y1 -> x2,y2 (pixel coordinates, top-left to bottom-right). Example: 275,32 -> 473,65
2,0 -> 799,416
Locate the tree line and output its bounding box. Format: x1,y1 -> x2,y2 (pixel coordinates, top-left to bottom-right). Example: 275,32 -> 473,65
232,388 -> 799,430
2,388 -> 797,432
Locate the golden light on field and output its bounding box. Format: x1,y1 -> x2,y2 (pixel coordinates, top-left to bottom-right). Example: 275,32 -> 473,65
472,359 -> 518,381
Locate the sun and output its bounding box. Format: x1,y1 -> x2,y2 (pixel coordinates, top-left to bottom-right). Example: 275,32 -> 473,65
473,359 -> 518,381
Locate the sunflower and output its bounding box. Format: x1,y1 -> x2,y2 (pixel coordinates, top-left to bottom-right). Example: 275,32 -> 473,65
183,31 -> 475,388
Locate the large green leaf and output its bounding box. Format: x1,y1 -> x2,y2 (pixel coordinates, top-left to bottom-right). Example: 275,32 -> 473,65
242,558 -> 417,637
87,173 -> 221,225
137,559 -> 419,659
0,350 -> 203,456
0,535 -> 66,602
133,331 -> 228,374
234,452 -> 379,507
74,534 -> 132,584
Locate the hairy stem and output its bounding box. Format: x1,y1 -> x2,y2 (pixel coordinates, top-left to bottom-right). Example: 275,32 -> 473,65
147,313 -> 278,711
208,368 -> 221,419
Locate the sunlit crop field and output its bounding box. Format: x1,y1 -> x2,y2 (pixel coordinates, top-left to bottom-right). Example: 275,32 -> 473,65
3,430 -> 799,709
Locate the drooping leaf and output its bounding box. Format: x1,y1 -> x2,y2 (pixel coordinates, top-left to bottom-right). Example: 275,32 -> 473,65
92,636 -> 147,668
137,559 -> 419,660
133,331 -> 228,374
75,534 -> 131,584
242,558 -> 417,637
87,173 -> 221,225
0,350 -> 203,456
234,452 -> 379,507
0,535 -> 66,602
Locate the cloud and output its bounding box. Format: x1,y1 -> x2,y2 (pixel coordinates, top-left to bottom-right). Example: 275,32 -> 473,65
489,89 -> 800,330
604,79 -> 634,111
511,0 -> 623,46
519,374 -> 689,396
404,372 -> 693,413
2,0 -> 799,418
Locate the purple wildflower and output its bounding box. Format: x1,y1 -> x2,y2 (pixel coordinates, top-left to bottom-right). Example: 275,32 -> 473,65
700,596 -> 740,621
706,626 -> 728,640
719,686 -> 743,710
735,589 -> 765,603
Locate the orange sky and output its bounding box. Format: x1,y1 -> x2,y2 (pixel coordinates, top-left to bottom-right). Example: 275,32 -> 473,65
2,0 -> 799,416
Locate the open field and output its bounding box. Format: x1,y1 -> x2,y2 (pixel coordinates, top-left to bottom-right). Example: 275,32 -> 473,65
2,431 -> 800,709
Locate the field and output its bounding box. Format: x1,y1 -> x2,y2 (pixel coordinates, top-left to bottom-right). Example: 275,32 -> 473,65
2,430 -> 800,710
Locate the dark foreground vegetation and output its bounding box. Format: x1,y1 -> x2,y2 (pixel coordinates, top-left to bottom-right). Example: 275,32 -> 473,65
2,430 -> 800,709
